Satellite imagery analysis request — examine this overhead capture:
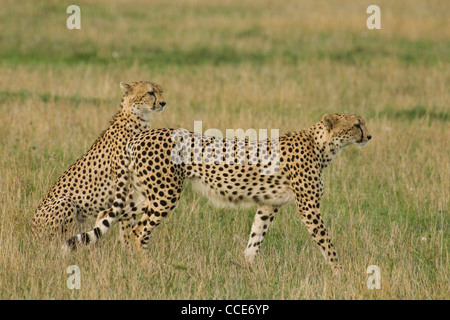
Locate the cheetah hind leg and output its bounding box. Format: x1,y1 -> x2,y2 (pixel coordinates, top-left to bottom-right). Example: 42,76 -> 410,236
63,190 -> 148,251
244,205 -> 278,265
33,196 -> 81,240
63,182 -> 131,251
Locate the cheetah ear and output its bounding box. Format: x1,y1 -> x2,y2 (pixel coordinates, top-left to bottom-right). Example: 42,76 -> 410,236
120,82 -> 131,95
322,114 -> 338,130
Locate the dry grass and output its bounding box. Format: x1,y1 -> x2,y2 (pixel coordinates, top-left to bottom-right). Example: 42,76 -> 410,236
0,0 -> 448,299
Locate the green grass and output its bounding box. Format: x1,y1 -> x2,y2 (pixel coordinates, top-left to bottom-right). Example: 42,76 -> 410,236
2,33 -> 447,68
376,105 -> 449,122
0,0 -> 448,299
0,89 -> 112,106
1,1 -> 449,69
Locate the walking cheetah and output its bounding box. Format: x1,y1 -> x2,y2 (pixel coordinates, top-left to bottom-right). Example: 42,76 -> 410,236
33,81 -> 166,238
66,113 -> 371,272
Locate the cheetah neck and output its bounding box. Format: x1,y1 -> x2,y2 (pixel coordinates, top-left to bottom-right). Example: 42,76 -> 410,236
308,122 -> 343,170
84,106 -> 150,156
112,105 -> 151,133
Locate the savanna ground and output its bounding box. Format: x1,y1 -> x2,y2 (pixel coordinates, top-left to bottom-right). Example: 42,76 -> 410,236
0,0 -> 448,299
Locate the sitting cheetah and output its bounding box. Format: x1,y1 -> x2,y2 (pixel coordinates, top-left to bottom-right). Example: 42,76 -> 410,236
33,81 -> 166,238
66,113 -> 371,272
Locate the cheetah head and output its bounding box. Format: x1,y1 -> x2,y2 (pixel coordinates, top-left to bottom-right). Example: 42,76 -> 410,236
120,81 -> 166,119
322,113 -> 372,148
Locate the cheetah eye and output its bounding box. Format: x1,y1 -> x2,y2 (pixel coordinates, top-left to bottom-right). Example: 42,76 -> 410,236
148,91 -> 155,96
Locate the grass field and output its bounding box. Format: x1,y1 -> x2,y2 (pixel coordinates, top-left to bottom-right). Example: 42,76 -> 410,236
0,0 -> 448,299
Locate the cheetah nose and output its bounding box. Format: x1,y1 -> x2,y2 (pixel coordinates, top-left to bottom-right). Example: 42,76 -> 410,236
159,101 -> 166,107
367,135 -> 372,140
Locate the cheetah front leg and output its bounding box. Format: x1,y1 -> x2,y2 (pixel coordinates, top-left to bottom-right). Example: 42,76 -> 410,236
244,205 -> 278,265
289,167 -> 341,273
118,190 -> 146,250
295,196 -> 341,274
119,217 -> 138,249
128,180 -> 184,251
